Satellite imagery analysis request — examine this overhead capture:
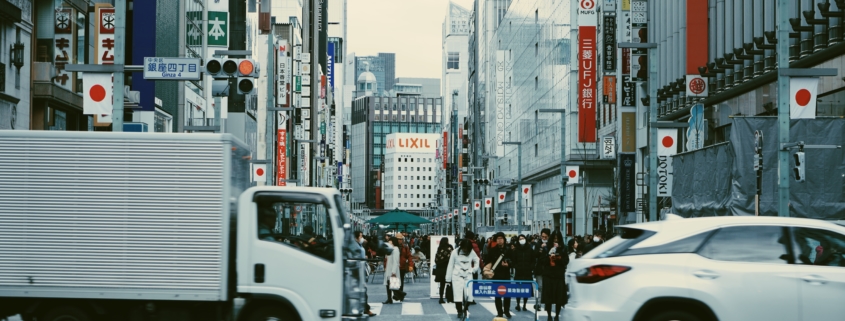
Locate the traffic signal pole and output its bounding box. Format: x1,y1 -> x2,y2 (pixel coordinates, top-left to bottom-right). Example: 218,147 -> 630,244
112,0 -> 126,131
776,0 -> 790,217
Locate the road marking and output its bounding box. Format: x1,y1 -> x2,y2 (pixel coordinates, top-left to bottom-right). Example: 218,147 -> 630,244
480,302 -> 515,316
368,303 -> 383,315
401,302 -> 424,315
442,303 -> 458,315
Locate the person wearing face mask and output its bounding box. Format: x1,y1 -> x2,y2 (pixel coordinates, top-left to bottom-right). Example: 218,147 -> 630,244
484,232 -> 513,318
353,231 -> 377,316
382,236 -> 402,304
511,234 -> 535,312
533,228 -> 551,311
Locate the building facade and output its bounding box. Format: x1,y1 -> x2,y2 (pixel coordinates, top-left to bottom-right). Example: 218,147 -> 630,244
351,95 -> 443,210
395,77 -> 441,97
382,133 -> 441,211
0,0 -> 32,130
442,1 -> 470,127
353,53 -> 395,97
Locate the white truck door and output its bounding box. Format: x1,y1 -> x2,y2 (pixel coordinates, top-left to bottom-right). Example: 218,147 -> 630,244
239,191 -> 343,321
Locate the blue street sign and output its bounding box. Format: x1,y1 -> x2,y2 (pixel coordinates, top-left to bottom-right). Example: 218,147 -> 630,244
143,57 -> 201,80
471,281 -> 534,298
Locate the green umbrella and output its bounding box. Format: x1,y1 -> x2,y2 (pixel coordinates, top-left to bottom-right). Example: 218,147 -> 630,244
367,208 -> 432,225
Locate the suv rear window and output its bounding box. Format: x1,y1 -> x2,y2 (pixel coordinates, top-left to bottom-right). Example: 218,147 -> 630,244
618,230 -> 714,257
584,228 -> 656,259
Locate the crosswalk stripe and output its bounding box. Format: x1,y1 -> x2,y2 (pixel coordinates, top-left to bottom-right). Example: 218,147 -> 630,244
368,303 -> 383,315
480,302 -> 516,316
442,303 -> 458,315
401,302 -> 424,315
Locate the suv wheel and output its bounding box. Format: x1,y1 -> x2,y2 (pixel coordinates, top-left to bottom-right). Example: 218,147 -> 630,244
647,310 -> 702,321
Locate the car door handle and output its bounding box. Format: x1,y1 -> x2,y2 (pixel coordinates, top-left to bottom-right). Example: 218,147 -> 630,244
802,275 -> 827,285
693,270 -> 720,279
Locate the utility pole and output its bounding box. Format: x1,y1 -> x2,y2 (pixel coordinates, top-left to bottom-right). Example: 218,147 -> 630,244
503,142 -> 522,235
776,0 -> 790,216
112,0 -> 126,131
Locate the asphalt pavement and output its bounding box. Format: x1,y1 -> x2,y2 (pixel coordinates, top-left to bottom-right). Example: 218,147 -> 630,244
366,272 -> 549,321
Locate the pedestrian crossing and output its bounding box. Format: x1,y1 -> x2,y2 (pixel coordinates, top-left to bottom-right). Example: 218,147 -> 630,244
368,299 -> 542,320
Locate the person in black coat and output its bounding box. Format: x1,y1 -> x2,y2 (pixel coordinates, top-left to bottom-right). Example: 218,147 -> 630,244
538,230 -> 569,321
511,234 -> 534,311
433,237 -> 454,304
485,232 -> 513,318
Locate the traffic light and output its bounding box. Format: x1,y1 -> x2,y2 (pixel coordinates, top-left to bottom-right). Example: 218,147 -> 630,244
237,77 -> 255,95
793,151 -> 806,182
503,213 -> 508,225
206,58 -> 260,79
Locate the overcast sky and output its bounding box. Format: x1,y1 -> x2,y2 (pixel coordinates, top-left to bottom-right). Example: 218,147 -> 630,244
347,0 -> 474,79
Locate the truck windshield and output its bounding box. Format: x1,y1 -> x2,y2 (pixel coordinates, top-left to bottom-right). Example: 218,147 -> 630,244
256,194 -> 336,262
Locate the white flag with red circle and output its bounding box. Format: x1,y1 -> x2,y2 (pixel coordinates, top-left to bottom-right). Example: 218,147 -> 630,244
497,192 -> 507,203
473,201 -> 481,210
252,163 -> 267,182
565,166 -> 580,185
790,77 -> 819,119
462,205 -> 468,213
484,197 -> 493,208
83,73 -> 113,115
657,129 -> 678,156
521,185 -> 532,197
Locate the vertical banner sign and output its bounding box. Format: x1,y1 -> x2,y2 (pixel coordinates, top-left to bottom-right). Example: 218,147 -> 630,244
54,7 -> 75,92
621,112 -> 636,152
327,42 -> 335,92
600,136 -> 616,159
443,131 -> 449,170
621,75 -> 636,106
277,41 -> 289,106
630,0 -> 648,82
578,0 -> 598,143
495,51 -> 506,156
657,129 -> 677,197
301,143 -> 310,186
277,129 -> 287,186
603,76 -> 617,104
93,4 -> 115,125
618,153 -> 636,212
622,48 -> 631,74
603,15 -> 617,71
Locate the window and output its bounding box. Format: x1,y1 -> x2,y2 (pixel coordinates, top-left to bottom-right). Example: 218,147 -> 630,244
699,226 -> 791,264
375,103 -> 380,109
375,115 -> 380,121
792,227 -> 845,267
535,42 -> 539,57
254,193 -> 336,262
447,52 -> 460,70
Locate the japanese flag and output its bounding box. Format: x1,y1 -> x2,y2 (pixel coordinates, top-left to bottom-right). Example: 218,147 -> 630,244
521,185 -> 532,197
565,166 -> 580,185
658,129 -> 678,156
462,205 -> 468,213
790,77 -> 819,119
252,163 -> 267,182
497,192 -> 507,203
474,201 -> 481,210
83,73 -> 113,115
484,197 -> 493,208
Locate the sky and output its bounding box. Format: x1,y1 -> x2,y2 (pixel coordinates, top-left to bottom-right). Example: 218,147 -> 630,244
347,0 -> 474,79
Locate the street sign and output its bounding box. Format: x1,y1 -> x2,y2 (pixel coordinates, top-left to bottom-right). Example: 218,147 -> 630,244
493,178 -> 514,186
143,57 -> 201,80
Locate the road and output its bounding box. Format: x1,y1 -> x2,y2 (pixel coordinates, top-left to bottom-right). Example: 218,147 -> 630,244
367,273 -> 547,321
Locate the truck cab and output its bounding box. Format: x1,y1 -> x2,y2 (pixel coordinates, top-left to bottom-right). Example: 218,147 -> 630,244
235,186 -> 367,321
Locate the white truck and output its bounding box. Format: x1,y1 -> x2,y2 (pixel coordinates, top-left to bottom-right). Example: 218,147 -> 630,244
0,131 -> 368,321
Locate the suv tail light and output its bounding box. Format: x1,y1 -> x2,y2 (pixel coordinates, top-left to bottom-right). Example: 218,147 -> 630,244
575,265 -> 631,284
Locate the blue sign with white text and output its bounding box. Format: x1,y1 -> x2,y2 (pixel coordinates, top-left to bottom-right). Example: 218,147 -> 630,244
471,282 -> 534,298
327,42 -> 335,92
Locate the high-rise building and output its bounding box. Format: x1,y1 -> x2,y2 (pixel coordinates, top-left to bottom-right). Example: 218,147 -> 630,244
353,53 -> 395,97
442,1 -> 470,127
350,96 -> 442,210
382,133 -> 441,211
395,77 -> 441,97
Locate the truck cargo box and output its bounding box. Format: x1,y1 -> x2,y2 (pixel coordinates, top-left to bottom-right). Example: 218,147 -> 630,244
0,131 -> 250,301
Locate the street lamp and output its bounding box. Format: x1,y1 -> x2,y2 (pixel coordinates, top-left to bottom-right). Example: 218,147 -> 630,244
538,109 -> 568,232
502,141 -> 522,235
618,42 -> 658,222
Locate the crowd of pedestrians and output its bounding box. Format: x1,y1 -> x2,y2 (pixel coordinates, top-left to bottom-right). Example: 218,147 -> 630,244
356,229 -> 608,320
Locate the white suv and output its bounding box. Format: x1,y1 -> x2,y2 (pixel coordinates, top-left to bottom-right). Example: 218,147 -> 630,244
563,215 -> 845,321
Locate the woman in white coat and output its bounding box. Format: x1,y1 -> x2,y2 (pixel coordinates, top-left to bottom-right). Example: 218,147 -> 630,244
445,239 -> 480,319
383,236 -> 402,304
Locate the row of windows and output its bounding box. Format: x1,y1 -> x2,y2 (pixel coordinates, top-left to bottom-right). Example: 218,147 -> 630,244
384,176 -> 433,181
385,203 -> 428,209
374,102 -> 434,111
392,194 -> 433,199
393,157 -> 434,163
392,185 -> 433,190
392,166 -> 433,172
375,115 -> 433,122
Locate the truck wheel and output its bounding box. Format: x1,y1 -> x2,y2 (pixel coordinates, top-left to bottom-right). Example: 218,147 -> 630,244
646,310 -> 702,321
247,306 -> 291,321
40,306 -> 92,321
